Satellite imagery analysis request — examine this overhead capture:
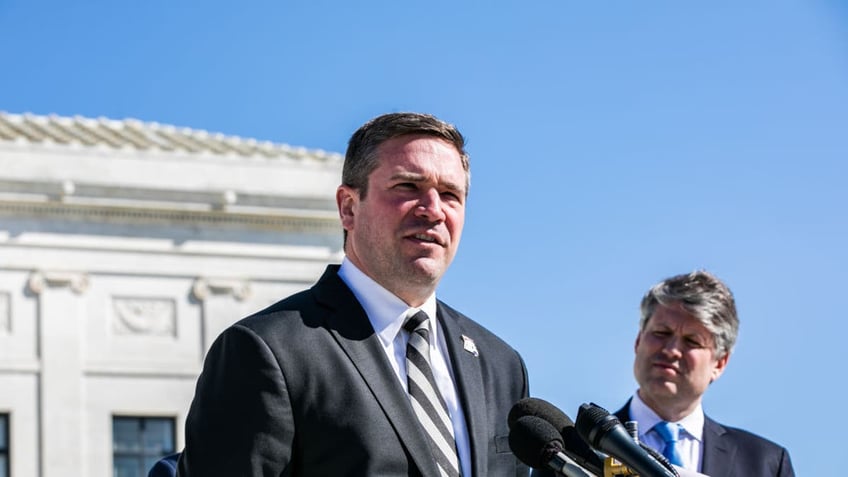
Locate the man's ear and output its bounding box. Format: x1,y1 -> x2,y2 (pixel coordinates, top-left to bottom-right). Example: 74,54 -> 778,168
337,185 -> 358,231
710,351 -> 731,384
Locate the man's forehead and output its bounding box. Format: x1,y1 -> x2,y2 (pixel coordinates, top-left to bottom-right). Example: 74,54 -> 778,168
376,138 -> 466,178
649,304 -> 710,331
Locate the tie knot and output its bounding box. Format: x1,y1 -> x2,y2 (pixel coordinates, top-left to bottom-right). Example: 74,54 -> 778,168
403,310 -> 429,333
653,421 -> 680,444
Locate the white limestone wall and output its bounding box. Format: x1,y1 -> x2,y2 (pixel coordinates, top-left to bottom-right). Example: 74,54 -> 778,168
0,269 -> 40,477
0,230 -> 339,477
0,125 -> 343,477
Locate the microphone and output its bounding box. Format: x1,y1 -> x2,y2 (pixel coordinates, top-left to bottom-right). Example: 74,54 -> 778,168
508,398 -> 605,476
575,403 -> 678,477
638,442 -> 679,474
508,415 -> 599,477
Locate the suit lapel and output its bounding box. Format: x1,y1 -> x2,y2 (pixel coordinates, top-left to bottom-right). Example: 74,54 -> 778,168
619,400 -> 735,476
701,416 -> 734,477
438,302 -> 488,477
313,267 -> 440,477
614,400 -> 632,422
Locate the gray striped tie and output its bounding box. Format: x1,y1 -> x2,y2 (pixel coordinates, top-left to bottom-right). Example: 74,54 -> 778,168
404,311 -> 460,477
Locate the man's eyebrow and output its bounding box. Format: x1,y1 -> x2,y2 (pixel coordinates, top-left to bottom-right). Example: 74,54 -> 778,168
443,182 -> 466,195
389,172 -> 466,194
389,171 -> 425,182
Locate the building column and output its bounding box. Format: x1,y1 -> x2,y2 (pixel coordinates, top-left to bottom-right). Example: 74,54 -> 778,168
28,271 -> 90,477
191,277 -> 252,357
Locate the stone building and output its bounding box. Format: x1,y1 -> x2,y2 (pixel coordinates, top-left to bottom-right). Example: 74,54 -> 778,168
0,112 -> 343,477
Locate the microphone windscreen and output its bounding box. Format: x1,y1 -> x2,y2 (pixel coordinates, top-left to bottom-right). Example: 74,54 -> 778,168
575,402 -> 619,447
508,415 -> 565,469
575,403 -> 679,477
508,397 -> 573,431
508,397 -> 605,475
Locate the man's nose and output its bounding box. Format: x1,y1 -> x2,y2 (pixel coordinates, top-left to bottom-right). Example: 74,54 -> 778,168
415,189 -> 446,221
660,336 -> 684,357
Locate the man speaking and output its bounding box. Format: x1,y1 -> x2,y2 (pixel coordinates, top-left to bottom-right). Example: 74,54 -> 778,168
177,112 -> 530,476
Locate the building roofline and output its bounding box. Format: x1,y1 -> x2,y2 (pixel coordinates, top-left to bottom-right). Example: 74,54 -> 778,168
0,111 -> 342,162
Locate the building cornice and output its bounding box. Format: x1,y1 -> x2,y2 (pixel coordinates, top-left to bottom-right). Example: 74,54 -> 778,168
0,111 -> 343,232
0,111 -> 341,162
0,200 -> 339,232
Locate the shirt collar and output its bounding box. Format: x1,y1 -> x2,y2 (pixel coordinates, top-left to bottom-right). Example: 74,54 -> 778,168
630,392 -> 705,441
338,257 -> 438,344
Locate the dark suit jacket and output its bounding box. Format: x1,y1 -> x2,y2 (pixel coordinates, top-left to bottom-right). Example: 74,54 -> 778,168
148,453 -> 179,477
177,265 -> 530,477
615,401 -> 795,477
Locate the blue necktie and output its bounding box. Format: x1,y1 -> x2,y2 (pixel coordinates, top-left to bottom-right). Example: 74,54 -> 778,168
653,421 -> 684,467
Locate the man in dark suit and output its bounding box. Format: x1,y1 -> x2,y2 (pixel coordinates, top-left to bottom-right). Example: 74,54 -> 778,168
176,112 -> 530,477
616,270 -> 794,476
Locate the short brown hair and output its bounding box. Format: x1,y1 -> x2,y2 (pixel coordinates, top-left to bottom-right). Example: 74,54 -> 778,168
343,112 -> 470,199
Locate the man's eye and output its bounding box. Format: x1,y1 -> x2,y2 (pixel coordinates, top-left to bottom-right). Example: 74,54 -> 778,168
685,338 -> 705,348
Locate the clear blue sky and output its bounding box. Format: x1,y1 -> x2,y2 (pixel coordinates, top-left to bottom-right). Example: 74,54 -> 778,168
3,1 -> 846,474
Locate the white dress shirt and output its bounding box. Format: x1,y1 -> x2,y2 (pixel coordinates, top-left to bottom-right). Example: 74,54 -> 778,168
629,392 -> 705,473
338,258 -> 471,477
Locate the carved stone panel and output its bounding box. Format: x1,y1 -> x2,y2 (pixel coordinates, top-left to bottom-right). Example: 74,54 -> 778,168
111,297 -> 176,337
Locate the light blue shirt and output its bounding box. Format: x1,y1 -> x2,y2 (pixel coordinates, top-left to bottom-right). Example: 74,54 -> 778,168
630,392 -> 705,472
338,258 -> 471,477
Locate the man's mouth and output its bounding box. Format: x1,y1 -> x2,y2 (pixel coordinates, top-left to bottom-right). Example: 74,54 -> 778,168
411,233 -> 441,245
653,362 -> 679,373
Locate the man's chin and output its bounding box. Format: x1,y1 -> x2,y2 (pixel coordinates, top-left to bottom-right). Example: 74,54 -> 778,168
407,259 -> 446,280
644,381 -> 681,400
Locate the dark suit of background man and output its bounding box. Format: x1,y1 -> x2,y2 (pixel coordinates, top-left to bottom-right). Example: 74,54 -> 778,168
615,270 -> 794,476
176,112 -> 530,477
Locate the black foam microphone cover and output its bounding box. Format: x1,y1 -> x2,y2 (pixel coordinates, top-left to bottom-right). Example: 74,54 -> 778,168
575,403 -> 678,477
509,397 -> 605,475
508,415 -> 565,469
509,397 -> 573,430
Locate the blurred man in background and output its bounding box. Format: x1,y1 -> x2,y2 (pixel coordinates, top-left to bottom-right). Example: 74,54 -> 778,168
615,270 -> 794,476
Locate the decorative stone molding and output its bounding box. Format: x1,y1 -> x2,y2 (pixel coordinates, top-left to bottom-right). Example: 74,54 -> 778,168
222,190 -> 237,204
0,110 -> 344,162
27,271 -> 90,295
0,202 -> 340,233
112,297 -> 176,336
192,277 -> 252,302
59,180 -> 76,201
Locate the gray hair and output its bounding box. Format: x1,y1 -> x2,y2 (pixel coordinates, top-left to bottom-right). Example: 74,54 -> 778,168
639,270 -> 739,358
343,112 -> 470,199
